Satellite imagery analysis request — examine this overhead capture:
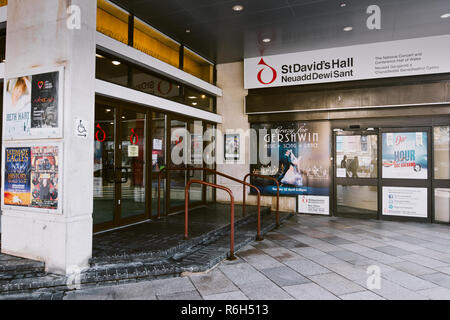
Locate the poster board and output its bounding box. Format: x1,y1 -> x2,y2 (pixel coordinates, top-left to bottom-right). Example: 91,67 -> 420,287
382,132 -> 428,179
382,186 -> 428,218
2,142 -> 63,214
3,66 -> 64,140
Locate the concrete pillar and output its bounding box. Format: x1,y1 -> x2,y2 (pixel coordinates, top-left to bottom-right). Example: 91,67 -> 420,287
1,0 -> 96,274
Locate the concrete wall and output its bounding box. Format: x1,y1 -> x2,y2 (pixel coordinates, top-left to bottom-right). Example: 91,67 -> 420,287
216,62 -> 296,212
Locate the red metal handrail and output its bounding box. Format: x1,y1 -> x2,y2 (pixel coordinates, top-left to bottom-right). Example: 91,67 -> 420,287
157,167 -> 263,241
243,174 -> 280,228
185,179 -> 236,260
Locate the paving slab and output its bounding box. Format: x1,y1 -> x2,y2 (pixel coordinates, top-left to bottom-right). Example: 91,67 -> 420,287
283,283 -> 339,300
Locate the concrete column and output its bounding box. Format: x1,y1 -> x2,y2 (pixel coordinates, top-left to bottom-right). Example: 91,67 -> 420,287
1,0 -> 96,274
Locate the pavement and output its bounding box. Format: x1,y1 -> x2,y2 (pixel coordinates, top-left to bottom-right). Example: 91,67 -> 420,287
64,214 -> 450,300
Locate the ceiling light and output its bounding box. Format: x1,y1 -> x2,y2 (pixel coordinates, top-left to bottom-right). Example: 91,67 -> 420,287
112,60 -> 121,66
201,95 -> 206,99
105,109 -> 111,113
192,102 -> 198,106
340,3 -> 347,8
188,96 -> 197,99
232,5 -> 244,12
262,38 -> 271,43
96,54 -> 104,59
185,28 -> 191,33
441,13 -> 450,19
343,26 -> 353,32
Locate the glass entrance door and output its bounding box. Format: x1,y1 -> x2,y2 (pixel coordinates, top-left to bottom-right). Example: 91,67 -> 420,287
334,130 -> 379,218
94,104 -> 149,232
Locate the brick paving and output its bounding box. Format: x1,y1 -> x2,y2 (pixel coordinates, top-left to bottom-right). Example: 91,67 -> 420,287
63,215 -> 450,300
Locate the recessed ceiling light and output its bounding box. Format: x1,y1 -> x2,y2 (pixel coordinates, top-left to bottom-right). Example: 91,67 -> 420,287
96,54 -> 104,59
105,109 -> 111,113
112,60 -> 121,66
441,13 -> 450,19
192,102 -> 198,106
343,26 -> 353,32
262,38 -> 271,43
201,95 -> 206,99
340,3 -> 347,8
188,96 -> 197,99
232,5 -> 244,12
185,28 -> 191,33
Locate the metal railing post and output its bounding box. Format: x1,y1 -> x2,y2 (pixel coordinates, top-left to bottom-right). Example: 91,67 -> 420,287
185,180 -> 236,260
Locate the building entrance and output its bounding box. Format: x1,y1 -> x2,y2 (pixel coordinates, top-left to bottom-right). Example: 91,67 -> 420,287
94,103 -> 149,232
333,125 -> 445,223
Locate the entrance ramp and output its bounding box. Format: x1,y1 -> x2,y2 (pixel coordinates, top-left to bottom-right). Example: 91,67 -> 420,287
0,204 -> 292,298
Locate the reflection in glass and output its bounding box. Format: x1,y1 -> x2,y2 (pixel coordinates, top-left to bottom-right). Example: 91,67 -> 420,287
434,126 -> 450,180
152,113 -> 166,215
120,110 -> 146,219
336,135 -> 378,178
170,120 -> 187,208
435,188 -> 450,223
93,106 -> 116,225
337,185 -> 378,215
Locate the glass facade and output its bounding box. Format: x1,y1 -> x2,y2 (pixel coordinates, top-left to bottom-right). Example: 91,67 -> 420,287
336,135 -> 378,178
97,0 -> 129,44
434,126 -> 450,180
96,51 -> 215,113
95,1 -> 214,84
134,18 -> 180,68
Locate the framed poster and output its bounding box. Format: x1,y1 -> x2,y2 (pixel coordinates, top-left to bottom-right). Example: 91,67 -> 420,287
382,132 -> 428,179
382,187 -> 428,218
224,134 -> 241,161
3,66 -> 64,140
2,142 -> 63,214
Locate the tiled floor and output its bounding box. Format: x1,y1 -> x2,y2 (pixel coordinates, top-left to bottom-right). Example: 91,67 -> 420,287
64,215 -> 450,300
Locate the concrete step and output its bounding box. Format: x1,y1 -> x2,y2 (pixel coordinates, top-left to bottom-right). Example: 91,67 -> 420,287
0,254 -> 46,282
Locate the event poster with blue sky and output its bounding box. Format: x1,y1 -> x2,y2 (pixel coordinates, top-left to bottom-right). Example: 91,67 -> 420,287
382,132 -> 428,179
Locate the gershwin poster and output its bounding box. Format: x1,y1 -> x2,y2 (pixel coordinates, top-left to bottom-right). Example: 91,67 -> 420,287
4,71 -> 60,139
4,148 -> 32,206
250,122 -> 331,196
382,132 -> 428,179
3,145 -> 59,211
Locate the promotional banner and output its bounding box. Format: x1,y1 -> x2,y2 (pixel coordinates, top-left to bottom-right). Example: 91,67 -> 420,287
30,146 -> 59,209
4,148 -> 32,207
382,132 -> 428,179
244,35 -> 450,89
4,145 -> 59,210
383,187 -> 427,218
4,71 -> 60,139
250,121 -> 331,196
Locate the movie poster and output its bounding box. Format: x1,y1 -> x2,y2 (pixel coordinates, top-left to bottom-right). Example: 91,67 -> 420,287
250,121 -> 331,196
30,146 -> 59,210
382,132 -> 428,179
4,148 -> 32,207
4,71 -> 59,139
